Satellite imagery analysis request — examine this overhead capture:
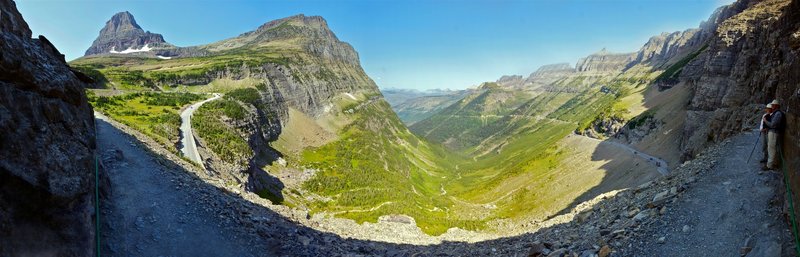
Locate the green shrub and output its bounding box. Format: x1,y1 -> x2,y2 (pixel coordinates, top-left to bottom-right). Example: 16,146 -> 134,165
192,105 -> 252,166
204,99 -> 247,120
140,92 -> 203,106
627,110 -> 655,129
226,88 -> 261,105
655,44 -> 708,81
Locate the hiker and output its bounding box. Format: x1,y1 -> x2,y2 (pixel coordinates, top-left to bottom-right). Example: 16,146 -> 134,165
759,103 -> 773,164
762,99 -> 785,170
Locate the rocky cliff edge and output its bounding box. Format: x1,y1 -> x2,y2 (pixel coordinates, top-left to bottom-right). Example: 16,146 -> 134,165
0,0 -> 98,255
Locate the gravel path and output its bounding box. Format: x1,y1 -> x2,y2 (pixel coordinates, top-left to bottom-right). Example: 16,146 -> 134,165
621,131 -> 794,256
96,115 -> 269,257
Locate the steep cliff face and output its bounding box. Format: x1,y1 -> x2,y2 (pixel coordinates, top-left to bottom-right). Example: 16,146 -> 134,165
496,75 -> 524,87
198,17 -> 379,192
0,0 -> 97,255
524,63 -> 577,90
679,0 -> 797,160
527,63 -> 574,78
671,0 -> 800,224
84,11 -> 170,56
575,49 -> 636,73
635,30 -> 704,65
494,63 -> 577,90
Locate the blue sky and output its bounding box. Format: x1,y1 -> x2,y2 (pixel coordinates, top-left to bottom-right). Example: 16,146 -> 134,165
17,0 -> 731,90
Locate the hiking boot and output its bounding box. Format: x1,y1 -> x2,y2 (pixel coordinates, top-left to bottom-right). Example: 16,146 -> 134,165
761,165 -> 771,171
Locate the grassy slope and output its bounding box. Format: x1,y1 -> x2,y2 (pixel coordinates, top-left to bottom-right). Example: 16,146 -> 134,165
299,100 -> 486,234
192,91 -> 255,166
75,17 -> 693,236
71,46 -> 296,90
88,91 -> 204,152
380,71 -> 662,230
410,88 -> 532,150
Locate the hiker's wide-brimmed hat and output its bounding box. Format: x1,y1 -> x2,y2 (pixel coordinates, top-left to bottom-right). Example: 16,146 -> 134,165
767,103 -> 773,108
771,99 -> 781,106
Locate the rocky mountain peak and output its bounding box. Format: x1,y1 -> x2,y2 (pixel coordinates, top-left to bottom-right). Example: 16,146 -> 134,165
255,14 -> 333,36
234,14 -> 338,45
496,75 -> 524,87
104,11 -> 142,33
633,28 -> 704,65
256,14 -> 360,66
84,11 -> 169,56
478,82 -> 502,90
201,14 -> 361,66
0,0 -> 30,38
575,49 -> 636,73
530,63 -> 574,76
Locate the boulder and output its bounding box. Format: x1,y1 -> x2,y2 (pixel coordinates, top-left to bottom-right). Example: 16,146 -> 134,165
0,0 -> 96,255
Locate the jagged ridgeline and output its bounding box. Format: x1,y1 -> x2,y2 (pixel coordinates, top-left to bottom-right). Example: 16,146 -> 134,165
73,9 -> 714,236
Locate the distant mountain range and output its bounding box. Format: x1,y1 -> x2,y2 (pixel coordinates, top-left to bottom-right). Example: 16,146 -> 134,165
381,88 -> 471,125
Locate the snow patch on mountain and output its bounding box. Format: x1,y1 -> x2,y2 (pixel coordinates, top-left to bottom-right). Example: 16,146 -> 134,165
110,44 -> 152,54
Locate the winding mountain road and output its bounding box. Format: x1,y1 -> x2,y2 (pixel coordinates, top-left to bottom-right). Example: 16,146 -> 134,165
179,93 -> 221,168
581,135 -> 669,175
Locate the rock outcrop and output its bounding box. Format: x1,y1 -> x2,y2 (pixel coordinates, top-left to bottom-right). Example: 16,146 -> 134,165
496,75 -> 524,87
668,0 -> 800,239
493,63 -> 577,90
0,0 -> 97,255
575,48 -> 636,73
527,63 -> 574,78
524,63 -> 577,90
634,29 -> 705,66
679,0 -> 797,160
84,11 -> 170,56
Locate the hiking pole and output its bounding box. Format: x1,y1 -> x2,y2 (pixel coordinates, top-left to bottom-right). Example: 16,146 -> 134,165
747,130 -> 761,163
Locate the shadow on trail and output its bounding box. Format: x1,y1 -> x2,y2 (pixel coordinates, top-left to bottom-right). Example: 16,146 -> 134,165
98,117 -> 590,256
546,81 -> 691,219
547,139 -> 662,219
